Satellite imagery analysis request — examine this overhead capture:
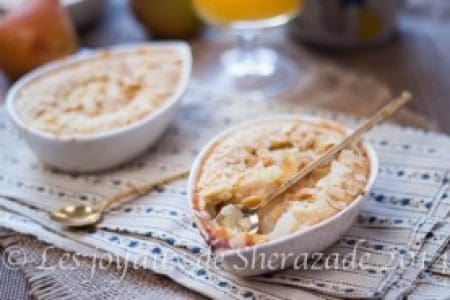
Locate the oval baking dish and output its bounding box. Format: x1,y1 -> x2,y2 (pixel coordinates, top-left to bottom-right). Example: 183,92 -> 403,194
6,42 -> 191,172
188,115 -> 378,276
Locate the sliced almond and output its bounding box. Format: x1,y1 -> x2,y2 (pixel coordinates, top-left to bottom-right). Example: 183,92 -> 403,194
241,195 -> 262,209
269,139 -> 293,151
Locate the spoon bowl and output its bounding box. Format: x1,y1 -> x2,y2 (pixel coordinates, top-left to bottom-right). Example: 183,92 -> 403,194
238,206 -> 260,234
51,205 -> 102,227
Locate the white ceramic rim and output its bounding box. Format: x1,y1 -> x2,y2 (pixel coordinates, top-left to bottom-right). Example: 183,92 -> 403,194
188,115 -> 379,257
6,42 -> 192,142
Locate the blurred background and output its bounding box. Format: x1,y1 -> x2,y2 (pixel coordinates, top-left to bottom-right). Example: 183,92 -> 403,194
0,0 -> 449,132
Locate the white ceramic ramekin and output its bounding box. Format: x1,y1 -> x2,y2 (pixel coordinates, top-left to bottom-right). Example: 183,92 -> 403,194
188,116 -> 378,276
6,42 -> 191,173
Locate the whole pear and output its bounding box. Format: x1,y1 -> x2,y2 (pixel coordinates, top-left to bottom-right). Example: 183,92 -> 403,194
0,0 -> 78,80
130,0 -> 203,39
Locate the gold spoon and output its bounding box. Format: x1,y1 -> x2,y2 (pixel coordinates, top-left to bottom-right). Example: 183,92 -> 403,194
238,91 -> 412,234
50,169 -> 189,228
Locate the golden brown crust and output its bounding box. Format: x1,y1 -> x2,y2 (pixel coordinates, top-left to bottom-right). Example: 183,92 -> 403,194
193,119 -> 370,249
14,47 -> 183,136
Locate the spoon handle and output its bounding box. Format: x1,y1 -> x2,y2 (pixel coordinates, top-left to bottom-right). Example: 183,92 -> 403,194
259,91 -> 412,209
97,169 -> 189,212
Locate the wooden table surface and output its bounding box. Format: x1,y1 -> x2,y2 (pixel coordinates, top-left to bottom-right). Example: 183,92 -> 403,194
1,1 -> 449,299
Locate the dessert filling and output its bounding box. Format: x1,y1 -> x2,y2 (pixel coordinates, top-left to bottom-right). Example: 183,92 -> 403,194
194,120 -> 369,249
14,47 -> 184,136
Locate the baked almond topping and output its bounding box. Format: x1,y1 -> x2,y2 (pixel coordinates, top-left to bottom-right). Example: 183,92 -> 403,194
14,47 -> 184,136
194,120 -> 370,249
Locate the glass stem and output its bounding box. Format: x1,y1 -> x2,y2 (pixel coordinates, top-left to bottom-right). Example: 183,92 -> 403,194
221,30 -> 277,79
236,31 -> 259,65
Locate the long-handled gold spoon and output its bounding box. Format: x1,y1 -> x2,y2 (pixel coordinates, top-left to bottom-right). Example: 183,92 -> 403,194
239,91 -> 412,234
50,169 -> 189,227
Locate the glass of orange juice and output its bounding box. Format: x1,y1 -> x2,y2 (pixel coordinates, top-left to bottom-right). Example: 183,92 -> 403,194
193,0 -> 302,99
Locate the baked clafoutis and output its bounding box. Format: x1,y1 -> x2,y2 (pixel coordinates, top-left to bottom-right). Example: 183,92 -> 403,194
14,47 -> 184,137
6,43 -> 191,172
192,119 -> 370,249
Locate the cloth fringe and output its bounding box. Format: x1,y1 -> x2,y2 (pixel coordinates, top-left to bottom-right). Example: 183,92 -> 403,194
0,229 -> 21,249
29,275 -> 72,300
0,229 -> 70,300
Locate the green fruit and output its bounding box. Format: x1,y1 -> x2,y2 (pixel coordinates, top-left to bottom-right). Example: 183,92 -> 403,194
130,0 -> 203,39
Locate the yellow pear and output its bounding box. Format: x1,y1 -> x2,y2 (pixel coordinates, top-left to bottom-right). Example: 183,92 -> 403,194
130,0 -> 203,39
0,0 -> 78,80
